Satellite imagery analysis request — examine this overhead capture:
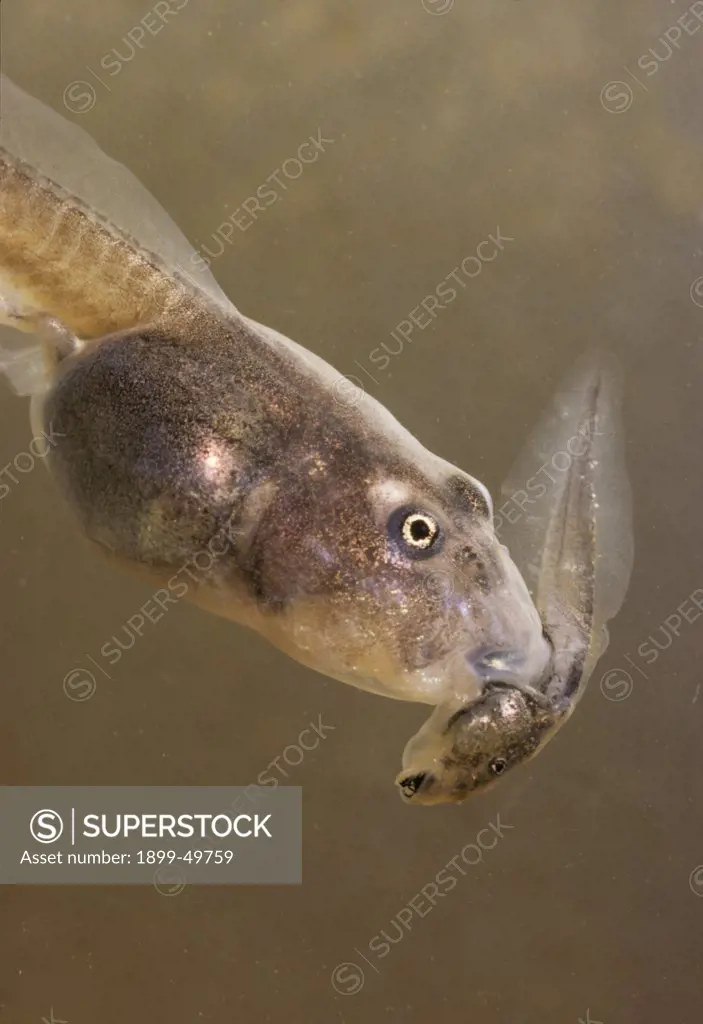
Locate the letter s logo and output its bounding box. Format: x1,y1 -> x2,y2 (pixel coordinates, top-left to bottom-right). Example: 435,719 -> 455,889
30,809 -> 64,844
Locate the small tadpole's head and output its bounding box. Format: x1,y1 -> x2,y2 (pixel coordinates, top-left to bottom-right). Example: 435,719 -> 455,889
396,683 -> 559,805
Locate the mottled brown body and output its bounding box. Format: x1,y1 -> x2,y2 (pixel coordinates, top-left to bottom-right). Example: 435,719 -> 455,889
41,309 -> 543,702
0,134 -> 551,705
0,76 -> 632,805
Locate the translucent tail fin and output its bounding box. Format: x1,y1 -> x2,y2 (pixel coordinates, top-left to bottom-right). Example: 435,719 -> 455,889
0,315 -> 81,397
0,323 -> 49,396
498,351 -> 633,674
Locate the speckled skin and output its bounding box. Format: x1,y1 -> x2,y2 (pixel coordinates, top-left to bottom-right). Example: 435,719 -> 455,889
2,83 -> 624,804
39,309 -> 549,705
0,143 -> 550,706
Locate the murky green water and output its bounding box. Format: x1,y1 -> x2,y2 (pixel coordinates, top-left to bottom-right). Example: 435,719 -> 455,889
2,1 -> 703,1021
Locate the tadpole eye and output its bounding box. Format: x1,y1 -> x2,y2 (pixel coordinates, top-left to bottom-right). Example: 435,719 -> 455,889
388,506 -> 443,559
402,513 -> 437,548
489,758 -> 507,776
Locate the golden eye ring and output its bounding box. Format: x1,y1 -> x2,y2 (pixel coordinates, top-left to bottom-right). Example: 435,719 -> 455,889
401,512 -> 439,550
388,506 -> 443,559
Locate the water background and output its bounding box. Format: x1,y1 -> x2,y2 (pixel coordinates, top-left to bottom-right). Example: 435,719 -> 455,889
2,2 -> 703,1021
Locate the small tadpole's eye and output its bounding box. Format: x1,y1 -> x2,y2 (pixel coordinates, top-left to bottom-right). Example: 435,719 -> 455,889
388,506 -> 443,559
489,758 -> 507,776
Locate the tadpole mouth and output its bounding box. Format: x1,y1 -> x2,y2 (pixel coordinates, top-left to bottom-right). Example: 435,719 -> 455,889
468,646 -> 529,682
395,767 -> 475,806
396,770 -> 433,801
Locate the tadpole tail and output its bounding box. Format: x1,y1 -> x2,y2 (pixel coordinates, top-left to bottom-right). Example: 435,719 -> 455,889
499,351 -> 634,711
